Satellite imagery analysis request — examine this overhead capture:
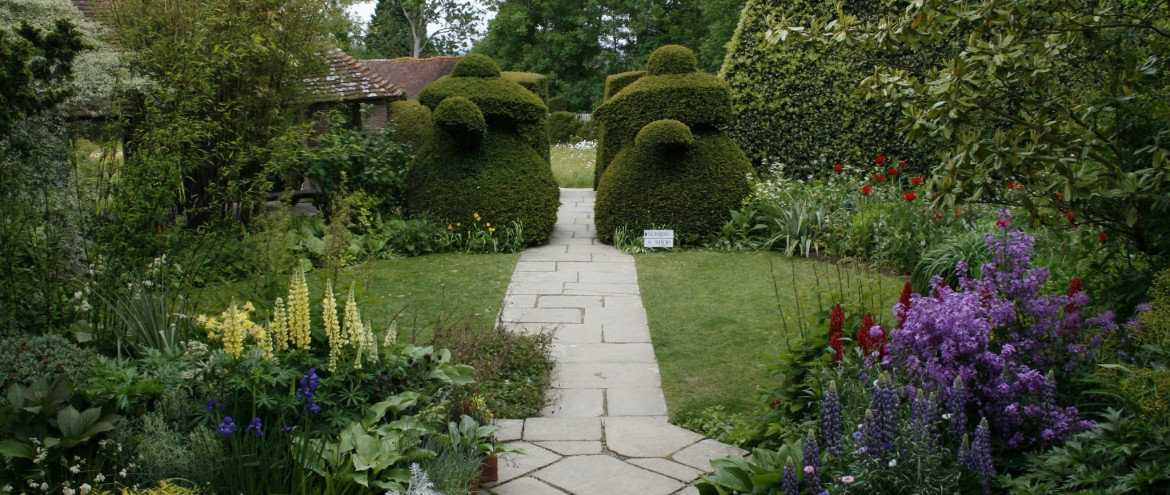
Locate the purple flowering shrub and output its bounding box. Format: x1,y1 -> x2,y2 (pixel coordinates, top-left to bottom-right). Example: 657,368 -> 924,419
891,211 -> 1109,448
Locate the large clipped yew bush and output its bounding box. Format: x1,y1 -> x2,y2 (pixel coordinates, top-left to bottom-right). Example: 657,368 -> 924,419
593,45 -> 753,245
722,0 -> 940,177
407,54 -> 559,244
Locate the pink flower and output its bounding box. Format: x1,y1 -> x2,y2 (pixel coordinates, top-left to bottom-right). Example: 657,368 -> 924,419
841,475 -> 855,484
804,465 -> 814,474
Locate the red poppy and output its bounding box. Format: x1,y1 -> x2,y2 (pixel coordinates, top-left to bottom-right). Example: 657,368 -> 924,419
904,192 -> 917,201
1097,232 -> 1108,242
897,161 -> 907,168
1056,193 -> 1064,201
911,177 -> 924,185
861,185 -> 873,195
888,168 -> 898,175
874,174 -> 887,182
874,155 -> 886,164
834,164 -> 844,172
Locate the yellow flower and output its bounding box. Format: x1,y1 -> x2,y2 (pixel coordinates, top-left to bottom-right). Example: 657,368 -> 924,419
473,212 -> 481,222
489,227 -> 496,233
344,282 -> 366,369
271,297 -> 290,351
486,222 -> 491,227
447,224 -> 452,230
322,280 -> 343,373
288,268 -> 311,351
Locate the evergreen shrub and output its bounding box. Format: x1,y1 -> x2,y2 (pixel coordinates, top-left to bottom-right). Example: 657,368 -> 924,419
594,45 -> 753,245
722,0 -> 941,177
387,99 -> 432,152
502,71 -> 550,103
408,55 -> 559,244
548,111 -> 581,144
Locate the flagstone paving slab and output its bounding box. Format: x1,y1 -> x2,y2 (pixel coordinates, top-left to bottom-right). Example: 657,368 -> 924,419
605,387 -> 669,416
533,456 -> 685,495
488,189 -> 747,495
603,417 -> 705,458
540,389 -> 604,418
523,418 -> 602,442
627,458 -> 704,483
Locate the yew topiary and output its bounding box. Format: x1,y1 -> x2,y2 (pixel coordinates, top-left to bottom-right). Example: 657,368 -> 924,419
408,55 -> 559,244
594,45 -> 753,245
387,100 -> 432,152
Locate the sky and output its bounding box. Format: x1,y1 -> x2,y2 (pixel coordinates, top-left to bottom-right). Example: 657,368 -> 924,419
346,1 -> 497,32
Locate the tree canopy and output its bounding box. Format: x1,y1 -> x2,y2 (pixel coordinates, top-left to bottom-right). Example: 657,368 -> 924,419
365,0 -> 484,58
476,0 -> 745,111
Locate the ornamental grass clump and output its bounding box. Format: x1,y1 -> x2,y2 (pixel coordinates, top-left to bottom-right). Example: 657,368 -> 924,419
891,211 -> 1108,448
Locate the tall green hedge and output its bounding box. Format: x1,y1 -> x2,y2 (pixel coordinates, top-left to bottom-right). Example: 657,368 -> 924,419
594,70 -> 645,188
721,0 -> 941,177
408,55 -> 559,244
594,45 -> 753,245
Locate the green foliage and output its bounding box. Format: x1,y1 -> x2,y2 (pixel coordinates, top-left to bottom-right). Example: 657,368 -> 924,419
432,319 -> 554,419
364,0 -> 417,58
722,0 -> 940,177
596,130 -> 753,245
306,113 -> 413,217
502,71 -> 550,102
635,119 -> 693,152
646,44 -> 699,75
766,0 -> 1170,260
450,53 -> 501,78
1140,268 -> 1170,351
0,334 -> 97,400
595,45 -> 752,245
388,100 -> 433,152
674,405 -> 748,446
410,53 -> 559,245
604,71 -> 645,100
432,96 -> 487,148
368,0 -> 485,58
1002,408 -> 1170,494
548,111 -> 581,144
0,20 -> 84,142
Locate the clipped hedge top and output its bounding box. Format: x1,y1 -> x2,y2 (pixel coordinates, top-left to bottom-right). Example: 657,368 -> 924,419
594,71 -> 731,131
451,53 -> 502,78
502,71 -> 550,102
419,76 -> 547,123
605,71 -> 645,101
647,44 -> 699,75
636,119 -> 693,152
433,96 -> 487,148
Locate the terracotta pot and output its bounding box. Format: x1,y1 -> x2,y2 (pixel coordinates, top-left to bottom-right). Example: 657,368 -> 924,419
480,454 -> 499,483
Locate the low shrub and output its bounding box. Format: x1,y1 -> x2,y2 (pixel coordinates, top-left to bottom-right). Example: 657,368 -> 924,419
0,334 -> 98,399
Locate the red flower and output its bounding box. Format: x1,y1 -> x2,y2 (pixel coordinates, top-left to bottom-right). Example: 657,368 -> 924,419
1066,277 -> 1083,314
874,174 -> 887,182
955,208 -> 962,217
896,280 -> 913,329
1007,181 -> 1019,190
911,177 -> 924,185
904,192 -> 917,201
834,164 -> 844,172
996,218 -> 1011,229
861,185 -> 873,195
1062,210 -> 1075,227
874,155 -> 886,164
897,161 -> 907,168
888,168 -> 898,175
1056,193 -> 1064,201
829,304 -> 844,364
855,312 -> 887,358
1098,231 -> 1108,242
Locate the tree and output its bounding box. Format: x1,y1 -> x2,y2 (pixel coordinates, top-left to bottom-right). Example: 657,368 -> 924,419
769,0 -> 1170,261
106,0 -> 335,235
368,0 -> 484,58
477,0 -> 745,110
365,0 -> 415,58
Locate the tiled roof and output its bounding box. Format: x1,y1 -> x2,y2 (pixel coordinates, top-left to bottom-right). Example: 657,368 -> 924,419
304,48 -> 404,103
363,56 -> 461,100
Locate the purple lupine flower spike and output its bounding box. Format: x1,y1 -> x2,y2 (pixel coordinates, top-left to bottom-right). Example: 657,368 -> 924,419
803,429 -> 822,495
781,456 -> 799,495
822,381 -> 844,456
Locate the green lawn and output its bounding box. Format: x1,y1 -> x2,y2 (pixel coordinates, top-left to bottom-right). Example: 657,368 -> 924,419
635,251 -> 903,419
550,142 -> 596,188
196,252 -> 520,341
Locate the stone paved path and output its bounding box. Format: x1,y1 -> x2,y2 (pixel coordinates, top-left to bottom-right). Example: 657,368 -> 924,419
482,189 -> 746,495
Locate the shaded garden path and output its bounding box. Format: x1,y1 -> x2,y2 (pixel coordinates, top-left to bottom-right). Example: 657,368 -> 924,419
483,188 -> 745,495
